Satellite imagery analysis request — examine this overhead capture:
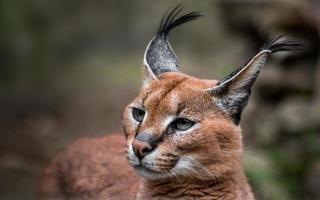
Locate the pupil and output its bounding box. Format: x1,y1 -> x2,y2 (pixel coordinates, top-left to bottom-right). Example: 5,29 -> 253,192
180,119 -> 187,125
133,108 -> 144,122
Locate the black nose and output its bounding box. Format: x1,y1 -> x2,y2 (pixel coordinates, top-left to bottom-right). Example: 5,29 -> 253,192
132,132 -> 159,160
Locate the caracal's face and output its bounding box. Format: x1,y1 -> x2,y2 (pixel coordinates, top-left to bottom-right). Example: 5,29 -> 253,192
123,72 -> 243,181
120,1 -> 300,182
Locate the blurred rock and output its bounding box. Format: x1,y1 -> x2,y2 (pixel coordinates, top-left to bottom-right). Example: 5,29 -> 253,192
256,64 -> 314,102
304,161 -> 320,200
277,98 -> 315,134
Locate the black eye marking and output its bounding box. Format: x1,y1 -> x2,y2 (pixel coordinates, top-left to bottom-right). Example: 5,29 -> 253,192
176,102 -> 186,116
171,118 -> 195,132
132,108 -> 145,123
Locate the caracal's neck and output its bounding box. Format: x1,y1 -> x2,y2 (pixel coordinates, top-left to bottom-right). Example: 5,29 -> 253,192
134,165 -> 254,200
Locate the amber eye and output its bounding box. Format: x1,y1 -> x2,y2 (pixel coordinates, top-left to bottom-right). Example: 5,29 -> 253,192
132,108 -> 145,122
172,118 -> 195,131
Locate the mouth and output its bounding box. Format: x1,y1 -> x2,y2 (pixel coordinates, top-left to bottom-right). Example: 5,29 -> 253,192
134,164 -> 161,174
133,164 -> 172,180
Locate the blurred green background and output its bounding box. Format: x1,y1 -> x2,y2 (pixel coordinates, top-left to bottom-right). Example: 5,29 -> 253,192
0,0 -> 319,199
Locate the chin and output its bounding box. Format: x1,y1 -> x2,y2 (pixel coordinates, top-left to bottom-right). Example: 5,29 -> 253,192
134,165 -> 173,180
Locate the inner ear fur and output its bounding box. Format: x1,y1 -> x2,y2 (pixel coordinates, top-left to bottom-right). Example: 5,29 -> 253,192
143,4 -> 202,83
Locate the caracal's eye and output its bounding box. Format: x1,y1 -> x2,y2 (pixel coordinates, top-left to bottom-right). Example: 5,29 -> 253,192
172,118 -> 195,131
132,107 -> 145,122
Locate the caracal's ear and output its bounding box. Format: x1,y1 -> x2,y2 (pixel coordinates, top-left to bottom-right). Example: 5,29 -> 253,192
208,36 -> 303,125
143,4 -> 202,84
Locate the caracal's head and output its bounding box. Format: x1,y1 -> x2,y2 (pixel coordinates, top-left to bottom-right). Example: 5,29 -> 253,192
122,5 -> 302,181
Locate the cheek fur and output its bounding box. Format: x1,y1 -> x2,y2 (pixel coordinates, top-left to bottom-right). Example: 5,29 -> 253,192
122,108 -> 140,138
172,119 -> 241,160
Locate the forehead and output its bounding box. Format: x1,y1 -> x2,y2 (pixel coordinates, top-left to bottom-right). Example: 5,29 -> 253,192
137,72 -> 217,111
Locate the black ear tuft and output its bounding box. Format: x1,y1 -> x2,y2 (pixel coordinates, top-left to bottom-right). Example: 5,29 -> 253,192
158,4 -> 203,37
262,35 -> 303,53
143,4 -> 202,81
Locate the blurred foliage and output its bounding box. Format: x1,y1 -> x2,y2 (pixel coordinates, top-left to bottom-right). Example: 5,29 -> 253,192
0,0 -> 319,200
0,0 -> 243,94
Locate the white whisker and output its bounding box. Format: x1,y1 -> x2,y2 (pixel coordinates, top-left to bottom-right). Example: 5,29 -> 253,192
173,156 -> 215,181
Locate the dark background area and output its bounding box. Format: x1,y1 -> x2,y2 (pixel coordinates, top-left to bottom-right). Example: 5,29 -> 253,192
0,0 -> 319,199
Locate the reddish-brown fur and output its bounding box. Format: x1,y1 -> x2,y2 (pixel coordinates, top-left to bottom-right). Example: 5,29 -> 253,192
39,135 -> 139,200
39,72 -> 255,200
